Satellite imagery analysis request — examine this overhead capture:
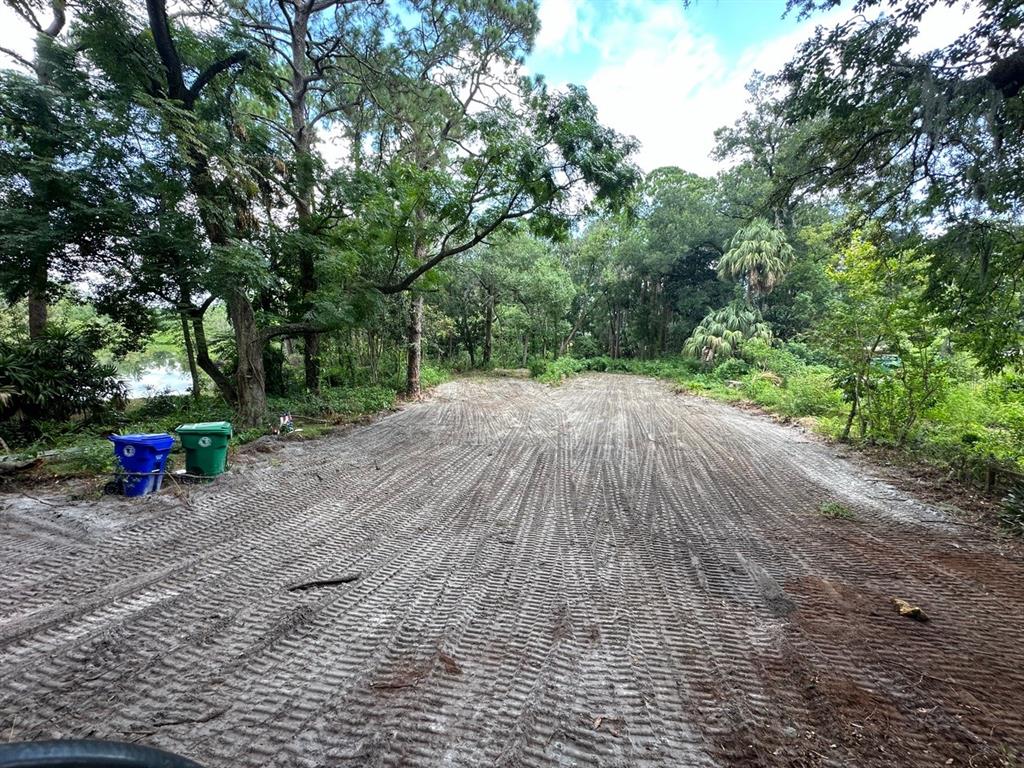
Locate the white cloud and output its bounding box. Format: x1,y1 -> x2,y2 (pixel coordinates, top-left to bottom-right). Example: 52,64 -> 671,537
581,0 -> 972,177
535,0 -> 591,54
910,1 -> 980,56
584,2 -> 848,176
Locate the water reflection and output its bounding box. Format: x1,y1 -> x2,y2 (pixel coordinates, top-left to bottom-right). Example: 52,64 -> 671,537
124,363 -> 193,398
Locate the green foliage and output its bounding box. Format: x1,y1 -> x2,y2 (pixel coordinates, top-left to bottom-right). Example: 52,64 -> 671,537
530,355 -> 702,385
532,357 -> 586,384
774,0 -> 1024,368
684,300 -> 773,365
269,386 -> 397,420
999,483 -> 1024,537
419,365 -> 451,390
0,326 -> 126,443
717,218 -> 795,300
713,358 -> 751,381
780,367 -> 845,417
820,501 -> 855,521
527,358 -> 548,377
126,394 -> 234,435
44,439 -> 118,478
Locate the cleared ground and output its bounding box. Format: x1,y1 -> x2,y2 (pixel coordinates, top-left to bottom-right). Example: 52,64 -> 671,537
1,374 -> 1023,767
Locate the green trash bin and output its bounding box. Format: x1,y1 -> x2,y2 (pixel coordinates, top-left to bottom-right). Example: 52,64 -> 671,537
176,421 -> 233,477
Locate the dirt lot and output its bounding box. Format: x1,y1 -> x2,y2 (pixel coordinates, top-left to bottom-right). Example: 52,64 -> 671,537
2,374 -> 1023,767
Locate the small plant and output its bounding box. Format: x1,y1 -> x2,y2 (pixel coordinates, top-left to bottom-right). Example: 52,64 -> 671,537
531,357 -> 585,384
713,357 -> 750,381
998,483 -> 1024,536
527,358 -> 547,377
820,501 -> 856,520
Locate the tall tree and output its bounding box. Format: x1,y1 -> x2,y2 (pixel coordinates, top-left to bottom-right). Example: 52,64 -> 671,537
80,0 -> 271,420
1,0 -> 75,337
716,218 -> 794,304
237,0 -> 386,391
346,0 -> 638,394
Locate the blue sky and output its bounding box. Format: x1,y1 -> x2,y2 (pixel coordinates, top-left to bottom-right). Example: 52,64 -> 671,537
529,0 -> 801,83
525,0 -> 969,176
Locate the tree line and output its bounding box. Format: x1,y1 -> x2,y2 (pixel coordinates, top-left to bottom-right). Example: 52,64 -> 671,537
1,0 -> 1021,457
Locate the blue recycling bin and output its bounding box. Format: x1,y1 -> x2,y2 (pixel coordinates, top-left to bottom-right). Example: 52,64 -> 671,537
108,433 -> 175,497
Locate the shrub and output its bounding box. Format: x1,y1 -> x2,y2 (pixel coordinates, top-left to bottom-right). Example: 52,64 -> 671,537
743,371 -> 784,409
999,483 -> 1024,536
527,357 -> 547,377
44,438 -> 117,477
269,385 -> 397,419
778,366 -> 845,417
420,365 -> 451,389
714,357 -> 750,381
0,325 -> 126,443
745,339 -> 804,376
532,357 -> 586,384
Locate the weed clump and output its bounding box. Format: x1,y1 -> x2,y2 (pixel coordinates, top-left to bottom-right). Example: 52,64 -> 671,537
819,501 -> 856,520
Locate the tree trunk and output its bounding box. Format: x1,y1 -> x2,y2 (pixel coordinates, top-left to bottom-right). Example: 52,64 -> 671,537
483,291 -> 494,365
841,393 -> 858,441
23,7 -> 66,339
190,309 -> 236,403
521,334 -> 529,367
229,288 -> 267,427
466,339 -> 475,367
286,5 -> 322,393
367,328 -> 379,383
659,292 -> 670,355
304,331 -> 320,391
180,311 -> 201,399
405,294 -> 423,397
27,276 -> 47,339
560,301 -> 589,356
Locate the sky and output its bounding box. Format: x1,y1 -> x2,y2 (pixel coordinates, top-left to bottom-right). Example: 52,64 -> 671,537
526,0 -> 974,176
525,0 -> 842,176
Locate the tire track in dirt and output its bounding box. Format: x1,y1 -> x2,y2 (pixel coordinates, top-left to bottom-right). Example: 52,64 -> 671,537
2,373 -> 1022,767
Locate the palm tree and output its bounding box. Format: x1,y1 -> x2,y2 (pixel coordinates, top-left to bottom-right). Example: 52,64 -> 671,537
683,300 -> 773,366
716,218 -> 794,302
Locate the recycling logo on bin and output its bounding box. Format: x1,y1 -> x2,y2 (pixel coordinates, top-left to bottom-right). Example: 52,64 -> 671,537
198,436 -> 212,447
122,445 -> 136,457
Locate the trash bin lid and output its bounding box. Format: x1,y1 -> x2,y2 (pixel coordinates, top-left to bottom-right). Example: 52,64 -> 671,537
108,433 -> 175,449
176,421 -> 233,436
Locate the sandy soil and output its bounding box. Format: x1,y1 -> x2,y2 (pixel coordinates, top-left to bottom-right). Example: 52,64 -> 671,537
1,374 -> 1022,767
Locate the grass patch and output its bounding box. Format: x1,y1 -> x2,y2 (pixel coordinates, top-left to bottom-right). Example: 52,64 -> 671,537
819,501 -> 856,520
531,357 -> 586,384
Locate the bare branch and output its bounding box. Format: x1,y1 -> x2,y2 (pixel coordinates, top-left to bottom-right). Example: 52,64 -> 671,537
188,50 -> 249,105
43,0 -> 66,38
6,1 -> 43,32
0,45 -> 37,73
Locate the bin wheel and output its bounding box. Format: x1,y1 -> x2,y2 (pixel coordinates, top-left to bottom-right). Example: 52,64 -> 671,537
102,481 -> 122,496
0,739 -> 205,768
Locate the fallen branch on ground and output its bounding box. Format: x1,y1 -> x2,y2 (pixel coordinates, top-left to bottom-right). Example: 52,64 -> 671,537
288,573 -> 361,591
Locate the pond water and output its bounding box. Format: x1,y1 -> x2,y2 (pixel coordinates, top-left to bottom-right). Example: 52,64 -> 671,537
123,363 -> 193,398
